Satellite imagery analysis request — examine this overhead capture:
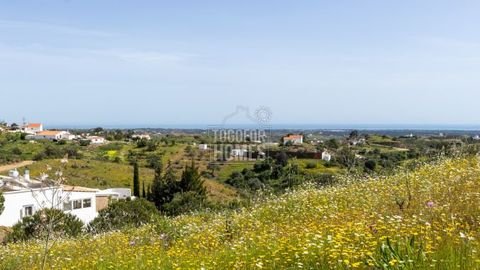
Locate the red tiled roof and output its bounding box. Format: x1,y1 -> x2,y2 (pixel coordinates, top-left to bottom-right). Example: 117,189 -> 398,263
283,135 -> 303,140
36,131 -> 62,136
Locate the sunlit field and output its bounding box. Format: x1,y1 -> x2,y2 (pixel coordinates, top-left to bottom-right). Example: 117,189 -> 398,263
2,158 -> 480,269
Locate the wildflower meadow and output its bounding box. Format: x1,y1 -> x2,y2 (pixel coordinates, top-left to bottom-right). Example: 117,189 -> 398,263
1,157 -> 480,269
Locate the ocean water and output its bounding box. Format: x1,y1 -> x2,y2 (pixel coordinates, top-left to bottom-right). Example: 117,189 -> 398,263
48,123 -> 480,131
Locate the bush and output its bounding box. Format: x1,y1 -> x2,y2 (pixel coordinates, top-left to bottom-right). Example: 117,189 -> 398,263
6,208 -> 83,243
162,191 -> 209,216
88,199 -> 158,234
79,140 -> 91,146
364,159 -> 377,172
305,161 -> 317,169
11,147 -> 22,155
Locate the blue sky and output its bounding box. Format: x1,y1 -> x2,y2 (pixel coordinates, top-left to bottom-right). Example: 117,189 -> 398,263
1,1 -> 480,127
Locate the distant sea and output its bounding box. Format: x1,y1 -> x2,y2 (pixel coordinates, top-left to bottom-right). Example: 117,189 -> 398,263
48,123 -> 480,131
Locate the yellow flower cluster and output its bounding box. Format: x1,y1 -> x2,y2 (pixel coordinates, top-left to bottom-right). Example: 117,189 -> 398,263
1,158 -> 480,269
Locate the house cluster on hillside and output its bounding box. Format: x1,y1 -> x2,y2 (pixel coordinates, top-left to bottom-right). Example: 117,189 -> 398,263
0,122 -> 107,144
0,169 -> 129,227
20,122 -> 75,141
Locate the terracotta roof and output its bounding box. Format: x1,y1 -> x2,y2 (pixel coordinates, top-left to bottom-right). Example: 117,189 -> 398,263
283,135 -> 303,140
36,130 -> 63,136
26,123 -> 42,128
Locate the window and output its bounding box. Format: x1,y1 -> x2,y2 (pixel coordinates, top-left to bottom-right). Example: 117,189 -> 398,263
73,200 -> 82,209
23,206 -> 33,217
63,201 -> 72,211
83,199 -> 92,208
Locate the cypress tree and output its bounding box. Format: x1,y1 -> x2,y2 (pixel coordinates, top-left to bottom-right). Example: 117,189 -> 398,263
133,161 -> 140,197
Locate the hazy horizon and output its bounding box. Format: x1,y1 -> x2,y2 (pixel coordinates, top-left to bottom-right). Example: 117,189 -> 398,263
2,1 -> 480,125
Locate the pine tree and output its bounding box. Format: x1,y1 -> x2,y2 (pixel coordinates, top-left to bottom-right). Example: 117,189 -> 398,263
133,161 -> 140,197
179,159 -> 206,196
142,181 -> 146,198
151,161 -> 178,209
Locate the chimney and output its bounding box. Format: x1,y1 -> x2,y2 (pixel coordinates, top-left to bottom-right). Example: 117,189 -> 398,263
24,170 -> 30,182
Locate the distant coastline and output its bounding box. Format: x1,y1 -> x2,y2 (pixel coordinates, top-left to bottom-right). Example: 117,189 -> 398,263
46,123 -> 480,131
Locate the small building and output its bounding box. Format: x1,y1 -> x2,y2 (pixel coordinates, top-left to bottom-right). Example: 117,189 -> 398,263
23,123 -> 43,134
349,138 -> 366,146
231,149 -> 247,157
86,136 -> 106,144
26,130 -> 73,141
321,151 -> 332,162
0,170 -> 129,227
0,170 -> 97,226
132,134 -> 151,140
198,144 -> 208,150
283,134 -> 303,145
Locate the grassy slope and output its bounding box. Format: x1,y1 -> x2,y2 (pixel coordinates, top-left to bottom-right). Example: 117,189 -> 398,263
2,158 -> 480,269
8,159 -> 238,203
15,159 -> 154,189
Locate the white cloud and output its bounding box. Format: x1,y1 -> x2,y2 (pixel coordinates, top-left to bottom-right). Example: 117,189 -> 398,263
0,19 -> 117,37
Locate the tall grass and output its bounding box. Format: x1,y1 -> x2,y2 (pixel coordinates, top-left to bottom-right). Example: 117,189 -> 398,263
1,157 -> 480,269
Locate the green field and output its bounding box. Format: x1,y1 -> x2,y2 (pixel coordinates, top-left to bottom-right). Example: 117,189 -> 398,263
216,161 -> 256,182
14,159 -> 154,189
2,158 -> 480,269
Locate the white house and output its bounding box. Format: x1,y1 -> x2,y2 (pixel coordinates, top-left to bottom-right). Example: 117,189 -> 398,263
86,136 -> 106,144
132,134 -> 151,140
321,151 -> 332,162
0,170 -> 128,227
26,130 -> 74,141
198,144 -> 208,150
231,149 -> 247,157
23,123 -> 43,134
283,134 -> 303,145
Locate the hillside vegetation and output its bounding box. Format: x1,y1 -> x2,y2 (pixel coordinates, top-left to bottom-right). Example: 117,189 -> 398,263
1,157 -> 480,269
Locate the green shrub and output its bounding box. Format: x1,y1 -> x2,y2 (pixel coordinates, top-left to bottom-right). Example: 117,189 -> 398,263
87,199 -> 158,234
79,140 -> 91,146
162,191 -> 209,216
6,208 -> 83,243
305,161 -> 317,169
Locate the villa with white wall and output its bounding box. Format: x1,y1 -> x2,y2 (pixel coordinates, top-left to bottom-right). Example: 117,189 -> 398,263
22,123 -> 43,134
0,169 -> 130,227
26,130 -> 74,141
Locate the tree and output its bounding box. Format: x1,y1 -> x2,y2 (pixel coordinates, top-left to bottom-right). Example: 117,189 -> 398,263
93,127 -> 104,133
364,160 -> 377,172
142,181 -> 146,198
337,147 -> 357,171
325,138 -> 340,150
133,162 -> 140,197
178,160 -> 206,197
150,162 -> 178,209
87,199 -> 158,234
6,209 -> 83,243
162,191 -> 207,216
275,152 -> 289,167
0,191 -> 4,216
149,160 -> 207,215
349,130 -> 359,140
79,140 -> 90,146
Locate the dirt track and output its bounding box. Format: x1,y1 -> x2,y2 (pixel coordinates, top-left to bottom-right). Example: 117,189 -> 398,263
0,160 -> 34,173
